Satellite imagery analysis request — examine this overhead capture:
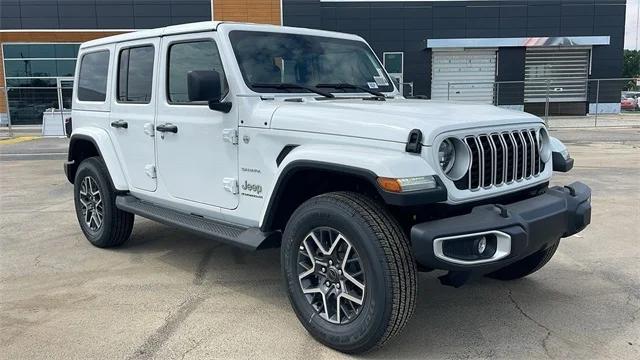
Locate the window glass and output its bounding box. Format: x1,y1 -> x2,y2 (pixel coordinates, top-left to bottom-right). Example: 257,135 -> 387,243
4,60 -> 57,77
117,46 -> 154,103
55,44 -> 80,58
229,31 -> 394,93
3,44 -> 31,58
56,60 -> 76,77
384,53 -> 403,74
167,40 -> 228,103
77,50 -> 110,102
28,44 -> 56,58
5,78 -> 57,87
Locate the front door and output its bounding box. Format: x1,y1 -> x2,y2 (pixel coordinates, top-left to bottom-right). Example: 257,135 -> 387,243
155,33 -> 239,210
109,39 -> 160,192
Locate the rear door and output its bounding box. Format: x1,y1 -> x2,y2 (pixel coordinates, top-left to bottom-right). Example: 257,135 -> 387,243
155,32 -> 239,209
109,39 -> 160,192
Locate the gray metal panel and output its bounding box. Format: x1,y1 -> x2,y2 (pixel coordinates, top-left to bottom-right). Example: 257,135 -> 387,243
97,17 -> 135,29
431,49 -> 497,103
0,0 -> 210,30
525,48 -> 590,103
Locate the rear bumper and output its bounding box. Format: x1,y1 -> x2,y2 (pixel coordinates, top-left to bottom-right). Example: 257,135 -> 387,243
410,181 -> 591,274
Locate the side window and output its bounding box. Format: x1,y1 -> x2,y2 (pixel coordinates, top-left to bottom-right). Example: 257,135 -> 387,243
168,40 -> 228,103
77,50 -> 109,102
117,45 -> 154,103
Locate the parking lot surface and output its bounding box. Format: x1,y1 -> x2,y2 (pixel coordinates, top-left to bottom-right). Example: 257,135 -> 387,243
1,129 -> 639,359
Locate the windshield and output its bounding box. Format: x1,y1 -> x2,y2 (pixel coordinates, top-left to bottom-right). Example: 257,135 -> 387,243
229,30 -> 395,94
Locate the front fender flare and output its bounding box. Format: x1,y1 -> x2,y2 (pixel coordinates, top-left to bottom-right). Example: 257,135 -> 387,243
68,128 -> 129,191
259,144 -> 447,230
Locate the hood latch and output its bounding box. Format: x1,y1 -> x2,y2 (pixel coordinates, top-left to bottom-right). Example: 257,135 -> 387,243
405,129 -> 423,154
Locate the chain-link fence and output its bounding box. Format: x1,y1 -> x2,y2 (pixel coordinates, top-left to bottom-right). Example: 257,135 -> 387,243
445,78 -> 640,127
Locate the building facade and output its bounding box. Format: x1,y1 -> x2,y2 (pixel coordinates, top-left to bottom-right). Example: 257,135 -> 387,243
0,0 -> 627,124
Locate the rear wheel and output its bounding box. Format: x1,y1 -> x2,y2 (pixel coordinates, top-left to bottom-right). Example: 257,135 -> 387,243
487,240 -> 559,280
74,157 -> 134,248
282,192 -> 417,354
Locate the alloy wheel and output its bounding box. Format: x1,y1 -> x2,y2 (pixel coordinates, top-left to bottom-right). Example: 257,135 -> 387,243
79,176 -> 104,232
297,227 -> 366,324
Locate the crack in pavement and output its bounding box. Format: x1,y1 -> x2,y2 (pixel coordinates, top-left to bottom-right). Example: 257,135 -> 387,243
507,289 -> 553,359
128,247 -> 222,359
128,294 -> 206,360
193,246 -> 219,286
180,336 -> 206,360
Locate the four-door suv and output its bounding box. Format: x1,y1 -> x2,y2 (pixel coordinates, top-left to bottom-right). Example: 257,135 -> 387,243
64,22 -> 591,354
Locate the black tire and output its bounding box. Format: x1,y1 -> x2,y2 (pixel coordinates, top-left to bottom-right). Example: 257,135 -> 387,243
281,192 -> 417,354
74,156 -> 134,248
487,240 -> 559,280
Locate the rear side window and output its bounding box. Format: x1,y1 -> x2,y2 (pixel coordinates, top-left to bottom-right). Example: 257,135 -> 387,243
118,46 -> 155,103
167,40 -> 228,103
77,50 -> 109,102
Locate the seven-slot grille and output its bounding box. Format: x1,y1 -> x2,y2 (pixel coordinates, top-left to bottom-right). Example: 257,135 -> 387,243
453,129 -> 545,190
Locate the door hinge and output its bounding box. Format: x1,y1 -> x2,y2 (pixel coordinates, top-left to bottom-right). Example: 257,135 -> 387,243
223,178 -> 239,194
222,129 -> 238,145
145,164 -> 157,179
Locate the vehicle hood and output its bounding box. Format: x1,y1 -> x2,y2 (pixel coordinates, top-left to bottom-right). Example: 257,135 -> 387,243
269,98 -> 543,146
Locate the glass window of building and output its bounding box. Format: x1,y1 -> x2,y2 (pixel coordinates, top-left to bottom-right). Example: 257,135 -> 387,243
2,43 -> 80,125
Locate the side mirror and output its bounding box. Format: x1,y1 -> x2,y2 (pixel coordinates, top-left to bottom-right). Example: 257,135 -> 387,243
187,70 -> 232,113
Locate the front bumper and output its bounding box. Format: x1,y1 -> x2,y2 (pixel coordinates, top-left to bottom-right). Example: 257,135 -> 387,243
410,181 -> 591,274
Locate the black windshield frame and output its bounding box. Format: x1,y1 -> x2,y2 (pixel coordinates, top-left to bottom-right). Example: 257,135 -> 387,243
229,30 -> 395,95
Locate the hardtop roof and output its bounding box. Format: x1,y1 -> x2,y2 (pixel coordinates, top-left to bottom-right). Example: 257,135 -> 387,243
80,21 -> 362,50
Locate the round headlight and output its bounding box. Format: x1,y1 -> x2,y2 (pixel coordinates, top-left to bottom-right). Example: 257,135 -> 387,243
537,128 -> 552,162
437,137 -> 471,181
438,139 -> 455,173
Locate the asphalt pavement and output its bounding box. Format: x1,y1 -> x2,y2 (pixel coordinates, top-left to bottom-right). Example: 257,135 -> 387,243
0,129 -> 638,359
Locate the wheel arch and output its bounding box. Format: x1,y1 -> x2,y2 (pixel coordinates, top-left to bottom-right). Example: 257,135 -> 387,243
66,130 -> 128,191
260,160 -> 383,233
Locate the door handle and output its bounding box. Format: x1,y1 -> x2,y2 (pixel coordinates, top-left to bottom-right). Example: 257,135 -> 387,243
110,120 -> 128,129
156,123 -> 178,134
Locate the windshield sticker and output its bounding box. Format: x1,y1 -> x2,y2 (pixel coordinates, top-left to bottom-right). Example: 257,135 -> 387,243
367,82 -> 379,89
374,76 -> 389,86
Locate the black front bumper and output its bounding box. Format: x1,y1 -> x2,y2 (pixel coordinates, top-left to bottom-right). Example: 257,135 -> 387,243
410,181 -> 591,274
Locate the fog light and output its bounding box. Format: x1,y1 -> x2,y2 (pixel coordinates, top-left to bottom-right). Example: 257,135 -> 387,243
442,234 -> 498,261
476,237 -> 487,254
434,231 -> 511,265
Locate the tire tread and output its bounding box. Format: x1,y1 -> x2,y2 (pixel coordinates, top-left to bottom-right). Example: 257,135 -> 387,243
317,192 -> 417,352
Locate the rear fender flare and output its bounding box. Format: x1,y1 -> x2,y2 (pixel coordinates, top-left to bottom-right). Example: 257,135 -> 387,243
68,128 -> 129,191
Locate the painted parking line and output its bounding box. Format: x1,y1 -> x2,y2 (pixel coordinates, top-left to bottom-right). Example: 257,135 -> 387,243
0,136 -> 40,145
0,152 -> 66,156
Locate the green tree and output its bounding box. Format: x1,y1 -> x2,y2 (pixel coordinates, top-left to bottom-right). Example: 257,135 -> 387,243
623,50 -> 639,90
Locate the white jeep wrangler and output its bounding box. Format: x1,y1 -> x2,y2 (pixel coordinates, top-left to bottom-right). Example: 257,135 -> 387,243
65,22 -> 591,353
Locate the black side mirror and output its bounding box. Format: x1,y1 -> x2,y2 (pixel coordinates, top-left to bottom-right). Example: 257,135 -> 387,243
187,70 -> 232,113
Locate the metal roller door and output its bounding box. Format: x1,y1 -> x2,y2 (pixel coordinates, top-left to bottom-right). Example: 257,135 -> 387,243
525,48 -> 590,103
431,49 -> 497,103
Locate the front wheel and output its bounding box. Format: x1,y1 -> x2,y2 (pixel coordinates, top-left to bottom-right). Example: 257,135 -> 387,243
281,192 -> 417,354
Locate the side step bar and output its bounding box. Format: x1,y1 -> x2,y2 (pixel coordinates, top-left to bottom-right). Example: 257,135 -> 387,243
115,195 -> 280,250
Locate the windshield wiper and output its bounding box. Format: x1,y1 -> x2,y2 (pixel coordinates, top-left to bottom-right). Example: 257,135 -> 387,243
315,83 -> 385,97
250,83 -> 334,98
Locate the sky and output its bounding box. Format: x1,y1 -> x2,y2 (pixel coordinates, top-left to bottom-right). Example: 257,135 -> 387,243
627,0 -> 640,50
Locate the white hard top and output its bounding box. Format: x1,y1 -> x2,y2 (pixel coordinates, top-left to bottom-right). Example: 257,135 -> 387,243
80,21 -> 362,49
